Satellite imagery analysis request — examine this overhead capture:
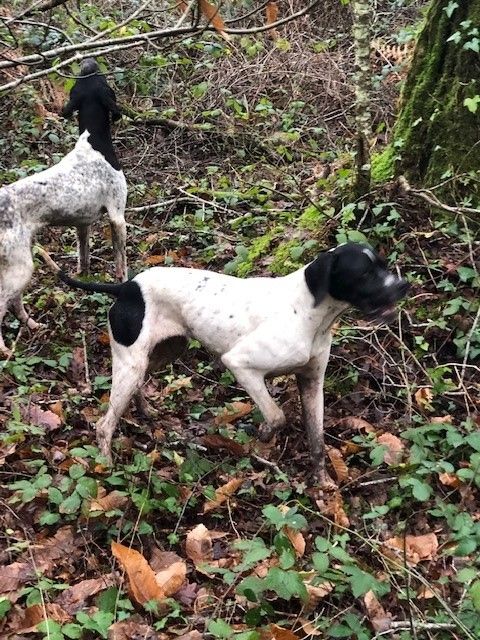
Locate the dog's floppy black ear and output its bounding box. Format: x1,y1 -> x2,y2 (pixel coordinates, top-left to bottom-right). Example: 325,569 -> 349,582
304,251 -> 335,306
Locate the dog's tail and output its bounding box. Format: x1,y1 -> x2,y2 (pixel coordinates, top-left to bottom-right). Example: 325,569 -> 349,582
35,246 -> 123,297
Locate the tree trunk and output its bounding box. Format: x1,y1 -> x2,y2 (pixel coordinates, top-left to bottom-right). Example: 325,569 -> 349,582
352,0 -> 372,198
394,0 -> 480,191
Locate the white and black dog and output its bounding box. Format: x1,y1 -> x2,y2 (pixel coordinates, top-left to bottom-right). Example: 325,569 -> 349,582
41,242 -> 408,486
0,59 -> 126,353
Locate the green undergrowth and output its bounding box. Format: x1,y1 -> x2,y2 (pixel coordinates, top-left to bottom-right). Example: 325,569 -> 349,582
1,2 -> 480,638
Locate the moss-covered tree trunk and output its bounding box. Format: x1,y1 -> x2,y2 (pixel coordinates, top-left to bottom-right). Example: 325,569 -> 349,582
395,0 -> 480,189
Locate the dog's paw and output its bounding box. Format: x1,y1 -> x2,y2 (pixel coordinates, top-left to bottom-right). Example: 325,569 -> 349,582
135,395 -> 159,419
257,423 -> 276,443
311,468 -> 337,492
0,344 -> 14,359
26,318 -> 41,331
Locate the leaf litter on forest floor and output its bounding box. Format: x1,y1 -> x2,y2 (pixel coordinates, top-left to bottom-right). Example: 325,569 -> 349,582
111,542 -> 186,606
203,476 -> 244,512
382,533 -> 439,565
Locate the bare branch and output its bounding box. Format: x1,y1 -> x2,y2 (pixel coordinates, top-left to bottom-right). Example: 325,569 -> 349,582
398,176 -> 480,216
0,0 -> 320,72
9,0 -> 70,21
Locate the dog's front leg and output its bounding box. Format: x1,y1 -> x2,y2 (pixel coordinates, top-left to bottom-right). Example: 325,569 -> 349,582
221,354 -> 286,440
296,353 -> 335,490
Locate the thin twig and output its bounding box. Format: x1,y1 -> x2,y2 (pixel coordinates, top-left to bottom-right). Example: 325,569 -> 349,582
398,175 -> 480,217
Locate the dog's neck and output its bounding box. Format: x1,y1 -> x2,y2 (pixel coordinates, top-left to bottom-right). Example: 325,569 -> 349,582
79,125 -> 120,170
289,268 -> 350,334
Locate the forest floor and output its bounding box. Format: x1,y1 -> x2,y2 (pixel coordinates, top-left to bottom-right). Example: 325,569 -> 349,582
1,2 -> 480,639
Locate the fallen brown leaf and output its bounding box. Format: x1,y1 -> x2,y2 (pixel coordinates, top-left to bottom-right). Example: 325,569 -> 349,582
201,433 -> 245,456
25,403 -> 62,430
155,560 -> 187,597
55,574 -> 116,614
270,623 -> 300,640
0,442 -> 17,465
203,477 -> 244,513
214,401 -> 253,425
144,250 -> 179,266
316,490 -> 349,529
265,1 -> 279,39
430,415 -> 453,424
326,446 -> 349,483
284,527 -> 305,557
111,541 -> 164,605
160,376 -> 192,398
98,331 -> 110,345
69,346 -> 85,385
90,489 -> 128,513
417,585 -> 436,599
48,400 -> 64,421
304,582 -> 335,612
198,0 -> 231,41
0,562 -> 35,594
438,472 -> 461,488
334,416 -> 376,432
297,618 -> 322,636
108,619 -> 158,640
278,505 -> 305,557
30,526 -> 81,572
383,533 -> 438,565
185,524 -> 214,565
175,581 -> 199,606
176,631 -> 203,640
414,387 -> 433,410
9,603 -> 70,633
377,433 -> 404,465
363,590 -> 393,632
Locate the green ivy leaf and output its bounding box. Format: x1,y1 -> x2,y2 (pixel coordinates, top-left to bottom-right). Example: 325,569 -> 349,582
443,1 -> 459,18
470,580 -> 480,610
463,95 -> 480,114
69,464 -> 86,480
343,565 -> 381,597
0,598 -> 11,620
264,567 -> 307,601
39,512 -> 60,526
48,487 -> 64,505
208,619 -> 233,639
59,491 -> 81,514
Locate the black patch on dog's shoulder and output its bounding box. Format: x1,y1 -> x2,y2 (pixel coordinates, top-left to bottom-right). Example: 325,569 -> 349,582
304,252 -> 334,307
108,281 -> 145,346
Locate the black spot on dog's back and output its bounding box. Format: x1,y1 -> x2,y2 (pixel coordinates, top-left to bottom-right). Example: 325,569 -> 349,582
109,281 -> 145,346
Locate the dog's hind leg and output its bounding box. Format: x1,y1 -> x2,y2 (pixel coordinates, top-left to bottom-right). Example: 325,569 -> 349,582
110,217 -> 127,282
134,335 -> 188,418
107,182 -> 128,282
12,295 -> 39,330
0,246 -> 36,352
96,346 -> 149,463
77,224 -> 91,274
0,298 -> 10,353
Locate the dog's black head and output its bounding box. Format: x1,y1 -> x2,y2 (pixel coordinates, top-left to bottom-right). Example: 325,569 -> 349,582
305,243 -> 408,320
80,58 -> 99,76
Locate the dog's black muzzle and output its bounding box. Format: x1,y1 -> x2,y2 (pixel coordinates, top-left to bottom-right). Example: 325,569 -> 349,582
361,278 -> 409,322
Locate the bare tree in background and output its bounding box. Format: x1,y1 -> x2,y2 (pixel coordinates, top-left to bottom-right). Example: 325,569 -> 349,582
351,0 -> 372,198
